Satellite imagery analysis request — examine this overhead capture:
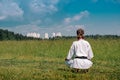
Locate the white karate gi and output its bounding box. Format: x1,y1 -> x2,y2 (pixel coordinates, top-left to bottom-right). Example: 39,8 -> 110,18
65,39 -> 94,69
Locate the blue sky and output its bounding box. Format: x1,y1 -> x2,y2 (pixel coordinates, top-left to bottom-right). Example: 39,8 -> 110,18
0,0 -> 120,36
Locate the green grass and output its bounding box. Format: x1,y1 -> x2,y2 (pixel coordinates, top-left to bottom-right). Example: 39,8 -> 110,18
0,39 -> 120,80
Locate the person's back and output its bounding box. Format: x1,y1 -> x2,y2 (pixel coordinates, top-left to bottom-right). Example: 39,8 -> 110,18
73,39 -> 93,60
65,28 -> 94,72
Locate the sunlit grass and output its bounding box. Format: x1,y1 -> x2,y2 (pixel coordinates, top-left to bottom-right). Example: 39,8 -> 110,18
0,39 -> 120,80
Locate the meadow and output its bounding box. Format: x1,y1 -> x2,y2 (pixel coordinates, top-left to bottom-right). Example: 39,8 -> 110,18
0,38 -> 120,80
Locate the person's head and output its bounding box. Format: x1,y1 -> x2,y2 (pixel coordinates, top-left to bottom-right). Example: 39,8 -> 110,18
76,28 -> 84,39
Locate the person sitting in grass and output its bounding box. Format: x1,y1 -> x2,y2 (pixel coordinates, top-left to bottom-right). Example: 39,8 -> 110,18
65,28 -> 94,73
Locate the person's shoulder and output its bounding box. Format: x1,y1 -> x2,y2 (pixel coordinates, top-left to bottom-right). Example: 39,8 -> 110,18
82,39 -> 90,44
72,40 -> 78,44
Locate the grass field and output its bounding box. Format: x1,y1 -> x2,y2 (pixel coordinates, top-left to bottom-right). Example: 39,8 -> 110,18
0,38 -> 120,80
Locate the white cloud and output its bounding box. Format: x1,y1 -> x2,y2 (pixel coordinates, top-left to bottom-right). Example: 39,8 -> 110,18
5,24 -> 42,35
74,10 -> 89,20
30,0 -> 59,14
62,25 -> 85,33
2,22 -> 85,37
0,1 -> 24,20
30,20 -> 42,25
64,10 -> 89,24
64,18 -> 71,24
0,16 -> 6,20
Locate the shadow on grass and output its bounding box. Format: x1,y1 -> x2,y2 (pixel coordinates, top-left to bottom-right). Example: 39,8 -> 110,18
58,68 -> 89,74
58,67 -> 120,75
58,68 -> 71,72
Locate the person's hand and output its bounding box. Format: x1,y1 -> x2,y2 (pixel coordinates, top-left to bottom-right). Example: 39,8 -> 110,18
88,59 -> 91,61
65,58 -> 69,61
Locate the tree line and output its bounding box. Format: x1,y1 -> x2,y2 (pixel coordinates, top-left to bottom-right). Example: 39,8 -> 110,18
0,29 -> 41,41
0,29 -> 120,41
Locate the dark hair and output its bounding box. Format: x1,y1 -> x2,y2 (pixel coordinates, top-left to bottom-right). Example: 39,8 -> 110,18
76,28 -> 84,39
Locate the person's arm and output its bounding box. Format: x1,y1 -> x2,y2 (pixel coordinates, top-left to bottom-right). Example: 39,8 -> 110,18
65,42 -> 75,61
87,43 -> 94,60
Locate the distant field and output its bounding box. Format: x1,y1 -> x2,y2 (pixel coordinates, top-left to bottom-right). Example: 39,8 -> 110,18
0,38 -> 120,80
